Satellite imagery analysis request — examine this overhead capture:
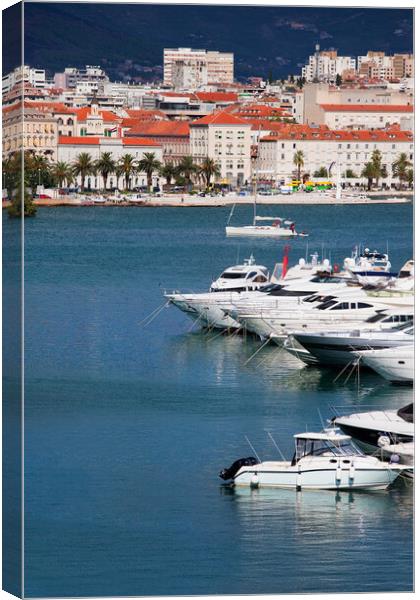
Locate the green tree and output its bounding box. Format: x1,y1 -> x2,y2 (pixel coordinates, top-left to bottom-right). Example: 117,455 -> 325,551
392,153 -> 412,189
361,162 -> 376,190
8,180 -> 37,218
96,152 -> 116,191
345,169 -> 357,178
118,153 -> 137,191
371,149 -> 385,187
296,77 -> 305,89
72,152 -> 96,192
138,152 -> 162,191
26,153 -> 53,195
199,157 -> 221,189
52,161 -> 74,188
406,168 -> 413,188
293,150 -> 304,181
159,163 -> 178,187
177,155 -> 199,189
313,166 -> 328,178
335,73 -> 342,86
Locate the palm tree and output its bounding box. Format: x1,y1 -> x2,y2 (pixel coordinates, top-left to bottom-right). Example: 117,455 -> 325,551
199,157 -> 221,189
392,153 -> 412,189
72,152 -> 95,192
52,161 -> 73,188
96,152 -> 116,191
118,153 -> 137,191
177,155 -> 198,190
26,153 -> 52,195
313,166 -> 328,178
138,152 -> 162,191
159,163 -> 178,187
293,150 -> 304,182
361,162 -> 376,191
406,168 -> 413,189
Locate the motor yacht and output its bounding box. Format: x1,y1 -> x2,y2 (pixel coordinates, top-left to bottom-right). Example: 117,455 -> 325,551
347,248 -> 394,287
219,430 -> 402,490
356,345 -> 414,384
332,403 -> 413,452
287,321 -> 413,367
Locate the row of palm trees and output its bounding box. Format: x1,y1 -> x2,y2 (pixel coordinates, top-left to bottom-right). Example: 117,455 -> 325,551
46,152 -> 220,192
292,150 -> 413,189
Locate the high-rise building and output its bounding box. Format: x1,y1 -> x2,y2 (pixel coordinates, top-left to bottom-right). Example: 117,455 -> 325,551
302,46 -> 356,82
163,48 -> 234,88
2,65 -> 46,95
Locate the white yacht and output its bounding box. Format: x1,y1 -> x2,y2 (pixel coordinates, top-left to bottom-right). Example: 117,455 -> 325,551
232,290 -> 414,341
165,254 -> 330,331
332,403 -> 413,452
219,430 -> 403,490
357,345 -> 414,384
226,216 -> 307,238
288,321 -> 414,367
347,248 -> 394,287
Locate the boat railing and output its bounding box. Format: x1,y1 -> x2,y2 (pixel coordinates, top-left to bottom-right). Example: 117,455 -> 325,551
330,405 -> 401,423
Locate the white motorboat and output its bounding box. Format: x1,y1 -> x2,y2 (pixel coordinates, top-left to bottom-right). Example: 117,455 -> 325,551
219,430 -> 403,490
356,345 -> 414,384
127,193 -> 145,204
92,194 -> 107,204
288,321 -> 414,367
332,403 -> 413,451
226,216 -> 307,238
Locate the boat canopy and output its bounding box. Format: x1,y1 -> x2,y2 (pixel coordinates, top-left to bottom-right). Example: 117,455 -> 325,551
294,431 -> 352,442
254,216 -> 283,222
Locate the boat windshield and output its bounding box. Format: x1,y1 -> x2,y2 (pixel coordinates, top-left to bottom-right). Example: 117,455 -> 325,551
293,437 -> 364,463
220,272 -> 246,279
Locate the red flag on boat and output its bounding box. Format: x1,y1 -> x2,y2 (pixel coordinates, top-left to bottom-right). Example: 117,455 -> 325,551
281,245 -> 290,279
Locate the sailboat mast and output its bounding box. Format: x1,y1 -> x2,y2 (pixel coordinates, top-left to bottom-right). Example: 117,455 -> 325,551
251,142 -> 258,226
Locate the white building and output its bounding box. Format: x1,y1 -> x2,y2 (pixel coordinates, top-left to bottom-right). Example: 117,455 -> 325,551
58,136 -> 164,190
257,126 -> 413,186
190,111 -> 252,186
163,48 -> 234,88
2,65 -> 46,95
301,46 -> 356,83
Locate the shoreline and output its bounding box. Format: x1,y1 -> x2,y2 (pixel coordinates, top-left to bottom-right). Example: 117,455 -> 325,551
3,190 -> 413,209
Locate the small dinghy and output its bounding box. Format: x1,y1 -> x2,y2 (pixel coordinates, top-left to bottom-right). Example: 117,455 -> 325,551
219,430 -> 403,491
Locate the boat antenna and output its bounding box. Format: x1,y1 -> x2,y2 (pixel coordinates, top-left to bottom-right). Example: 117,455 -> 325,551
244,435 -> 261,462
267,431 -> 287,460
236,245 -> 240,265
226,203 -> 236,226
305,240 -> 309,263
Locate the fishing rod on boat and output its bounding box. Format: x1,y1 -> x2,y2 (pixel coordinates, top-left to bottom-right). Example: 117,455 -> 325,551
267,431 -> 287,461
244,435 -> 261,462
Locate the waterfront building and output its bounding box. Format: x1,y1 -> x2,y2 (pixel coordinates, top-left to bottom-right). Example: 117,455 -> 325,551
190,111 -> 252,186
57,135 -> 163,190
163,48 -> 234,88
257,124 -> 413,186
301,45 -> 356,83
3,102 -> 58,160
2,65 -> 46,95
125,120 -> 190,164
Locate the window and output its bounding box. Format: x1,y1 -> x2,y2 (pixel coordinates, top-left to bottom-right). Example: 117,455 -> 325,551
331,302 -> 349,310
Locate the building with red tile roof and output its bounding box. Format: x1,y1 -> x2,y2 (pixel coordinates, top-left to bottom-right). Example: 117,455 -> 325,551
125,120 -> 190,163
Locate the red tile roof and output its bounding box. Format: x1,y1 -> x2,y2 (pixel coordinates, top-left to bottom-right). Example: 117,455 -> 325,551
122,137 -> 160,146
126,121 -> 190,138
59,136 -> 100,145
73,107 -> 121,122
320,104 -> 414,113
125,108 -> 168,121
259,127 -> 413,142
190,110 -> 250,126
195,91 -> 238,103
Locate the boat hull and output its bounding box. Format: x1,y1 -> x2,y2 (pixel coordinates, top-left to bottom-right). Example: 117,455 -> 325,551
233,465 -> 400,490
226,226 -> 298,237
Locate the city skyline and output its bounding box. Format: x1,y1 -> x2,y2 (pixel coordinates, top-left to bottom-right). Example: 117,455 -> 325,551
18,3 -> 414,81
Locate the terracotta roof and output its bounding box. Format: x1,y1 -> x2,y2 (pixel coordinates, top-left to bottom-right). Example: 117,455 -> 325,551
58,135 -> 161,147
122,137 -> 160,146
126,120 -> 190,137
320,104 -> 414,113
233,104 -> 289,118
190,110 -> 250,126
259,127 -> 413,142
195,91 -> 238,103
3,101 -> 75,114
59,136 -> 100,145
125,108 -> 168,121
73,107 -> 121,122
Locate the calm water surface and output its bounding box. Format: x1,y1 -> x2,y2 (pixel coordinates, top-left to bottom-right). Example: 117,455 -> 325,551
14,203 -> 413,596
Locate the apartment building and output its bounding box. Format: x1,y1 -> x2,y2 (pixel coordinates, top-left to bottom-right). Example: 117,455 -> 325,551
257,125 -> 413,185
125,120 -> 190,164
53,65 -> 109,91
2,65 -> 46,95
190,111 -> 252,186
358,52 -> 414,80
3,102 -> 58,159
301,46 -> 356,82
295,83 -> 413,128
163,48 -> 234,88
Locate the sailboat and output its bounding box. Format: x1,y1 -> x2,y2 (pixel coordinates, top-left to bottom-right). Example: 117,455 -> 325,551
225,188 -> 308,238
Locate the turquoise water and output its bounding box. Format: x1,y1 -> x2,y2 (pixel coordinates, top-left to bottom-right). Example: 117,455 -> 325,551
12,203 -> 413,596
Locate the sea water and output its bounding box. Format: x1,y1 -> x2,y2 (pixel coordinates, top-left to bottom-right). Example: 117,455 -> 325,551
6,203 -> 412,596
